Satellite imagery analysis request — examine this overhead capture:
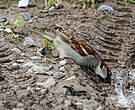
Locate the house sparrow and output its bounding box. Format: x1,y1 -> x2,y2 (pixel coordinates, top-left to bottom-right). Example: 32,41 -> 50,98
29,29 -> 112,83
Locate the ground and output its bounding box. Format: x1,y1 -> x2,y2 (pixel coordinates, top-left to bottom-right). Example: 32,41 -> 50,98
0,0 -> 135,110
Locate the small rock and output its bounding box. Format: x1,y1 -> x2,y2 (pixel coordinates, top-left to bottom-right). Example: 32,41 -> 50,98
21,12 -> 31,21
48,5 -> 55,11
64,64 -> 72,71
30,65 -> 45,73
37,48 -> 43,56
45,71 -> 53,76
40,10 -> 48,13
4,28 -> 12,33
16,59 -> 24,63
53,71 -> 65,79
21,53 -> 25,56
59,59 -> 67,66
8,63 -> 20,70
52,49 -> 59,58
4,21 -> 9,25
48,59 -> 56,64
59,66 -> 65,72
97,5 -> 114,13
37,77 -> 56,89
65,76 -> 76,81
23,37 -> 36,47
12,47 -> 22,54
12,63 -> 18,66
23,62 -> 34,68
16,103 -> 24,107
45,65 -> 53,71
18,0 -> 29,8
30,56 -> 41,60
39,88 -> 47,94
0,17 -> 6,22
74,103 -> 83,110
0,26 -> 5,31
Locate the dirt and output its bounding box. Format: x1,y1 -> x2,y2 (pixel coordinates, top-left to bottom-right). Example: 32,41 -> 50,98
0,0 -> 135,110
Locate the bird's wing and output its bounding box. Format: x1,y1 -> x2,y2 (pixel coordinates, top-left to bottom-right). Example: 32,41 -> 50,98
55,30 -> 87,56
55,30 -> 111,75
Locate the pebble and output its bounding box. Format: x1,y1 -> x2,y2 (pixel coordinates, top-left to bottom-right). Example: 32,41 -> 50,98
4,21 -> 9,25
37,77 -> 56,89
59,66 -> 65,72
23,37 -> 36,47
12,63 -> 18,67
39,10 -> 48,13
48,59 -> 56,64
29,65 -> 45,74
53,71 -> 65,79
44,71 -> 53,76
52,49 -> 59,58
16,103 -> 24,107
65,76 -> 76,81
0,26 -> 5,31
97,5 -> 114,13
21,12 -> 31,21
45,65 -> 54,71
23,62 -> 35,68
8,63 -> 20,70
59,60 -> 67,66
39,88 -> 47,94
37,48 -> 43,56
48,5 -> 55,11
21,53 -> 25,56
74,103 -> 83,110
16,59 -> 24,63
4,28 -> 12,33
18,0 -> 29,8
0,17 -> 6,22
30,56 -> 41,60
12,47 -> 22,54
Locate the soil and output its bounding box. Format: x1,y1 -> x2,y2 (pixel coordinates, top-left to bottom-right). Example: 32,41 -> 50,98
0,0 -> 135,110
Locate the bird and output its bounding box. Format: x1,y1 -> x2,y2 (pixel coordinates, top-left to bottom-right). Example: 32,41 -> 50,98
29,29 -> 112,84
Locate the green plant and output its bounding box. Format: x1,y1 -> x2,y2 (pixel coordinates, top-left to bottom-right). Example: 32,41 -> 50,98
13,18 -> 22,29
44,0 -> 61,9
54,0 -> 61,6
43,39 -> 54,50
11,18 -> 22,40
45,0 -> 52,9
129,0 -> 135,3
82,2 -> 86,9
66,0 -> 76,2
122,0 -> 128,3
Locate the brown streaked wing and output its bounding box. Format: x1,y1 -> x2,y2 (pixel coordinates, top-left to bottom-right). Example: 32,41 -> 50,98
80,42 -> 97,56
56,31 -> 86,56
